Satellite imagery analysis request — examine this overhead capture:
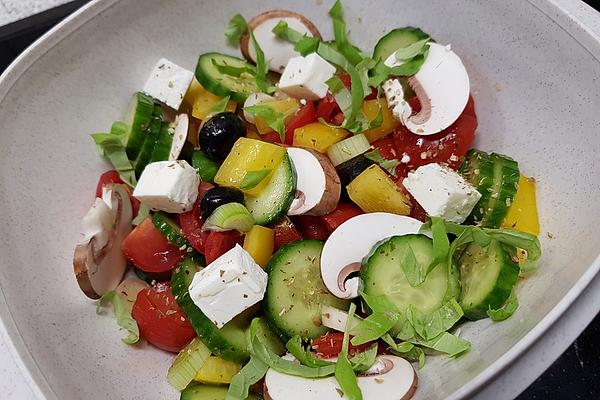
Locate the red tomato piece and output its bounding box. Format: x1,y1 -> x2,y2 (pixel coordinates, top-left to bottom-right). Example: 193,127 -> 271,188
391,96 -> 478,177
122,217 -> 186,273
204,231 -> 244,264
284,101 -> 317,145
311,332 -> 373,358
131,282 -> 196,353
316,94 -> 340,124
259,131 -> 283,144
95,170 -> 123,197
293,216 -> 330,241
321,203 -> 364,232
179,182 -> 215,253
270,217 -> 303,252
122,185 -> 141,220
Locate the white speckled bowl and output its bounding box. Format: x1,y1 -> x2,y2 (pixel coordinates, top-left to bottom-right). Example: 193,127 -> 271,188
1,0 -> 599,399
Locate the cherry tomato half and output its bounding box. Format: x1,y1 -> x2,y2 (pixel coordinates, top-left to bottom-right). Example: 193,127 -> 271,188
179,182 -> 214,253
131,282 -> 196,353
311,332 -> 373,358
204,231 -> 244,264
321,203 -> 364,232
293,215 -> 330,241
95,170 -> 141,218
270,217 -> 303,252
284,101 -> 317,145
122,217 -> 186,273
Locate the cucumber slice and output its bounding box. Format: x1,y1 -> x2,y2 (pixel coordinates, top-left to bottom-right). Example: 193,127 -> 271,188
203,202 -> 254,233
264,240 -> 349,340
171,258 -> 249,362
152,211 -> 192,251
149,122 -> 173,163
373,27 -> 431,62
110,121 -> 129,138
458,240 -> 520,320
134,105 -> 163,176
192,149 -> 220,183
362,234 -> 457,315
168,338 -> 211,391
195,53 -> 261,102
124,92 -> 155,160
460,150 -> 520,228
245,154 -> 295,226
180,384 -> 261,400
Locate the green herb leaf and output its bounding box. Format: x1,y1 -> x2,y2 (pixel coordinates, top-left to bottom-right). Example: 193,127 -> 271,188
206,95 -> 231,118
96,291 -> 140,345
286,336 -> 334,368
226,356 -> 269,400
211,59 -> 256,77
271,20 -> 320,56
91,133 -> 137,187
423,216 -> 451,275
382,334 -> 425,368
335,303 -> 362,400
368,103 -> 384,129
351,292 -> 400,345
349,344 -> 378,374
328,0 -> 364,66
487,288 -> 519,321
414,332 -> 470,357
364,149 -> 400,177
407,298 -> 464,341
248,28 -> 271,93
243,104 -> 291,141
240,169 -> 272,190
367,48 -> 430,88
132,204 -> 150,226
225,14 -> 248,46
192,149 -> 220,183
394,37 -> 431,61
295,36 -> 321,56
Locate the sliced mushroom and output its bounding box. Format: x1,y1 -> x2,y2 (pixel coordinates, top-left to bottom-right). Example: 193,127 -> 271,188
240,10 -> 322,73
384,42 -> 470,136
169,113 -> 189,161
320,213 -> 424,299
287,147 -> 341,216
264,354 -> 417,400
321,305 -> 362,332
73,184 -> 133,299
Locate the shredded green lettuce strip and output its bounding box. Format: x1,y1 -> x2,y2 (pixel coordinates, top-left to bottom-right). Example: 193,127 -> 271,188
91,131 -> 137,188
96,291 -> 139,345
487,288 -> 519,321
240,169 -> 273,190
335,303 -> 362,400
243,104 -> 293,142
225,14 -> 272,93
206,95 -> 231,117
132,204 -> 150,225
328,0 -> 364,66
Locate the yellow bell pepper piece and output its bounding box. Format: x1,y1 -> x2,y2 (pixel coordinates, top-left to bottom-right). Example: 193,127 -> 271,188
214,138 -> 286,196
243,225 -> 275,267
194,356 -> 241,384
188,80 -> 237,121
361,98 -> 401,143
501,175 -> 540,236
293,122 -> 350,153
347,165 -> 411,215
254,99 -> 299,134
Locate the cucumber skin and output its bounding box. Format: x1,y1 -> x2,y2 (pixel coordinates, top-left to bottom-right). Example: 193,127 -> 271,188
171,259 -> 250,362
149,122 -> 173,163
134,107 -> 163,177
459,241 -> 520,320
152,211 -> 191,250
460,149 -> 495,225
484,154 -> 520,228
195,53 -> 259,103
245,154 -> 296,226
263,240 -> 348,340
373,26 -> 431,61
180,384 -> 261,400
125,92 -> 155,160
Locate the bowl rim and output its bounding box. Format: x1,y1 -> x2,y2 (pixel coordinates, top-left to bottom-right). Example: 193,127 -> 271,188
0,0 -> 599,399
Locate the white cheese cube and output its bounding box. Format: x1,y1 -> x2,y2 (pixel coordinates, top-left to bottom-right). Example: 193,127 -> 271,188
133,160 -> 199,213
402,163 -> 481,223
189,244 -> 268,328
142,58 -> 194,110
279,53 -> 336,100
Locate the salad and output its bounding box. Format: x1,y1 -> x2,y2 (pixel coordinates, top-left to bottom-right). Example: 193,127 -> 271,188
73,2 -> 542,399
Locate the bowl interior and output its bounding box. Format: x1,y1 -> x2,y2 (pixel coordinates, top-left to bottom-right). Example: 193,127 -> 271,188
1,0 -> 599,399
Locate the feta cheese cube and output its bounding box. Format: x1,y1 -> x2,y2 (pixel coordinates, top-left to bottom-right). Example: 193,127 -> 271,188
402,163 -> 482,223
189,244 -> 268,327
133,160 -> 199,213
142,58 -> 194,110
279,53 -> 336,100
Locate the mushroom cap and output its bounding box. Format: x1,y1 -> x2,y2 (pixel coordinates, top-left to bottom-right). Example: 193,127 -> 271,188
73,184 -> 133,299
320,213 -> 424,299
287,147 -> 341,216
240,10 -> 322,73
264,354 -> 417,400
385,42 -> 470,135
